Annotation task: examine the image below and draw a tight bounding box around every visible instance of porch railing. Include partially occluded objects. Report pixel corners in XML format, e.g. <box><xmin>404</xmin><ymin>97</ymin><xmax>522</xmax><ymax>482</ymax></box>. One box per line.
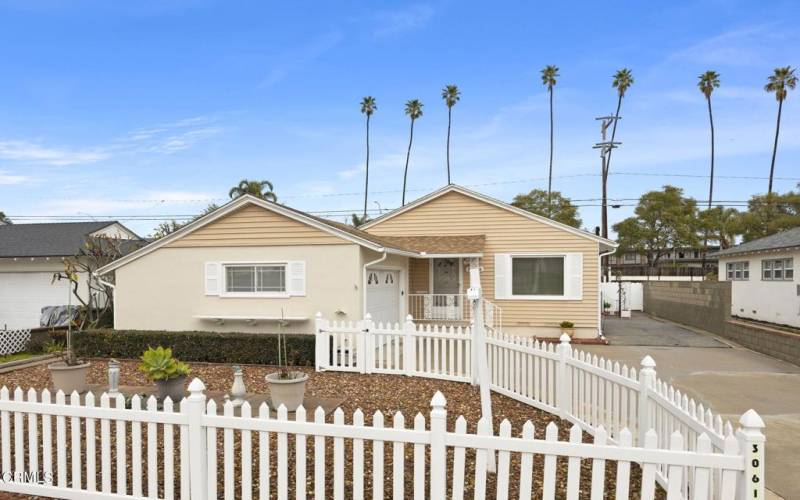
<box><xmin>408</xmin><ymin>294</ymin><xmax>502</xmax><ymax>332</ymax></box>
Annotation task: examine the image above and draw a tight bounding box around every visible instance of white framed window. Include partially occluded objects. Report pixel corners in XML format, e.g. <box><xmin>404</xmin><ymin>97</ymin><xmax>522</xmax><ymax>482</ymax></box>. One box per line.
<box><xmin>726</xmin><ymin>261</ymin><xmax>749</xmax><ymax>281</ymax></box>
<box><xmin>223</xmin><ymin>263</ymin><xmax>287</xmax><ymax>296</ymax></box>
<box><xmin>762</xmin><ymin>258</ymin><xmax>793</xmax><ymax>281</ymax></box>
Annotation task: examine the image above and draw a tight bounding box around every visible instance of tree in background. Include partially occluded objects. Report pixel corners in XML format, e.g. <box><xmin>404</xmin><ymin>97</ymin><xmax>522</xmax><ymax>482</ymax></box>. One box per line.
<box><xmin>228</xmin><ymin>179</ymin><xmax>277</xmax><ymax>201</ymax></box>
<box><xmin>401</xmin><ymin>99</ymin><xmax>424</xmax><ymax>206</ymax></box>
<box><xmin>613</xmin><ymin>185</ymin><xmax>699</xmax><ymax>268</ymax></box>
<box><xmin>150</xmin><ymin>203</ymin><xmax>220</xmax><ymax>239</ymax></box>
<box><xmin>0</xmin><ymin>211</ymin><xmax>10</xmax><ymax>224</ymax></box>
<box><xmin>540</xmin><ymin>65</ymin><xmax>559</xmax><ymax>214</ymax></box>
<box><xmin>350</xmin><ymin>213</ymin><xmax>369</xmax><ymax>227</ymax></box>
<box><xmin>698</xmin><ymin>206</ymin><xmax>740</xmax><ymax>249</ymax></box>
<box><xmin>441</xmin><ymin>84</ymin><xmax>460</xmax><ymax>185</ymax></box>
<box><xmin>360</xmin><ymin>96</ymin><xmax>377</xmax><ymax>220</ymax></box>
<box><xmin>697</xmin><ymin>71</ymin><xmax>720</xmax><ymax>208</ymax></box>
<box><xmin>737</xmin><ymin>188</ymin><xmax>800</xmax><ymax>242</ymax></box>
<box><xmin>511</xmin><ymin>189</ymin><xmax>582</xmax><ymax>228</ymax></box>
<box><xmin>765</xmin><ymin>66</ymin><xmax>797</xmax><ymax>194</ymax></box>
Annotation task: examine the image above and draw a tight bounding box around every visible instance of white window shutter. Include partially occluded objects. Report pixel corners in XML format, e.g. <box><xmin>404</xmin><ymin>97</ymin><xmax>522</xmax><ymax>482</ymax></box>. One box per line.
<box><xmin>288</xmin><ymin>261</ymin><xmax>306</xmax><ymax>296</ymax></box>
<box><xmin>204</xmin><ymin>262</ymin><xmax>220</xmax><ymax>296</ymax></box>
<box><xmin>494</xmin><ymin>254</ymin><xmax>510</xmax><ymax>299</ymax></box>
<box><xmin>565</xmin><ymin>253</ymin><xmax>583</xmax><ymax>300</ymax></box>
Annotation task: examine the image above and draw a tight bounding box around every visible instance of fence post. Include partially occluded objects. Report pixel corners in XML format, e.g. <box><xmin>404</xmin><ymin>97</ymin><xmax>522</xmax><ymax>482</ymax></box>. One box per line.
<box><xmin>185</xmin><ymin>378</ymin><xmax>208</xmax><ymax>500</ymax></box>
<box><xmin>637</xmin><ymin>356</ymin><xmax>656</xmax><ymax>446</ymax></box>
<box><xmin>557</xmin><ymin>334</ymin><xmax>572</xmax><ymax>419</ymax></box>
<box><xmin>314</xmin><ymin>312</ymin><xmax>325</xmax><ymax>371</ymax></box>
<box><xmin>429</xmin><ymin>391</ymin><xmax>447</xmax><ymax>499</ymax></box>
<box><xmin>403</xmin><ymin>315</ymin><xmax>416</xmax><ymax>376</ymax></box>
<box><xmin>736</xmin><ymin>409</ymin><xmax>765</xmax><ymax>500</ymax></box>
<box><xmin>361</xmin><ymin>313</ymin><xmax>373</xmax><ymax>374</ymax></box>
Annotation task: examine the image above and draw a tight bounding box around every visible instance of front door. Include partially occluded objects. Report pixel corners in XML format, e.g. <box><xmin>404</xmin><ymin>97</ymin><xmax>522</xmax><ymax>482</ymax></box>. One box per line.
<box><xmin>366</xmin><ymin>270</ymin><xmax>400</xmax><ymax>326</ymax></box>
<box><xmin>431</xmin><ymin>258</ymin><xmax>462</xmax><ymax>319</ymax></box>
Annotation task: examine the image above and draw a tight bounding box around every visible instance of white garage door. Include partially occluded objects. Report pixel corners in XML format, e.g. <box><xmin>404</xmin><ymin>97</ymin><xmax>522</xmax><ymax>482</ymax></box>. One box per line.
<box><xmin>0</xmin><ymin>273</ymin><xmax>71</xmax><ymax>330</ymax></box>
<box><xmin>366</xmin><ymin>270</ymin><xmax>400</xmax><ymax>327</ymax></box>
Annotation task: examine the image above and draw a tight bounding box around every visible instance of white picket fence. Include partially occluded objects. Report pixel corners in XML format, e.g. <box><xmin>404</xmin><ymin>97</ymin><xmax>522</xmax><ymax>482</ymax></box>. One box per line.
<box><xmin>0</xmin><ymin>379</ymin><xmax>759</xmax><ymax>500</ymax></box>
<box><xmin>316</xmin><ymin>313</ymin><xmax>766</xmax><ymax>499</ymax></box>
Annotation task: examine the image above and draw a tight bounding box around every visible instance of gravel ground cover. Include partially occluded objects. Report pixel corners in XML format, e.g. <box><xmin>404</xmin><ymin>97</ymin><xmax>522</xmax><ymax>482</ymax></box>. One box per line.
<box><xmin>0</xmin><ymin>359</ymin><xmax>660</xmax><ymax>499</ymax></box>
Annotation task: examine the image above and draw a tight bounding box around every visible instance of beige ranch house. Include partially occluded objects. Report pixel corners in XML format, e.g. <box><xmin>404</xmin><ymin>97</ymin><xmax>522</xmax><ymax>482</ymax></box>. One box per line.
<box><xmin>99</xmin><ymin>185</ymin><xmax>617</xmax><ymax>339</ymax></box>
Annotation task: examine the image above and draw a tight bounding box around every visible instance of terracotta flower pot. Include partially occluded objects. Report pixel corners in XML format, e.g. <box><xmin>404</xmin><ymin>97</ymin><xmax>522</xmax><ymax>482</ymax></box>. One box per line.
<box><xmin>155</xmin><ymin>375</ymin><xmax>187</xmax><ymax>402</ymax></box>
<box><xmin>561</xmin><ymin>327</ymin><xmax>576</xmax><ymax>339</ymax></box>
<box><xmin>49</xmin><ymin>361</ymin><xmax>92</xmax><ymax>394</ymax></box>
<box><xmin>266</xmin><ymin>372</ymin><xmax>308</xmax><ymax>411</ymax></box>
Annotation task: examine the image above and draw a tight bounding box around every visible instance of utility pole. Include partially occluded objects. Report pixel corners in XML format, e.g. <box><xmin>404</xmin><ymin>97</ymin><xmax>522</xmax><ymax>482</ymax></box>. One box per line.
<box><xmin>593</xmin><ymin>116</ymin><xmax>621</xmax><ymax>282</ymax></box>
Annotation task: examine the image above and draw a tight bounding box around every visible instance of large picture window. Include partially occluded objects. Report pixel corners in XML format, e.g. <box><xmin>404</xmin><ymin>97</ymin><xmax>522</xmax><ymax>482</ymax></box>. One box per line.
<box><xmin>511</xmin><ymin>256</ymin><xmax>564</xmax><ymax>296</ymax></box>
<box><xmin>224</xmin><ymin>264</ymin><xmax>286</xmax><ymax>294</ymax></box>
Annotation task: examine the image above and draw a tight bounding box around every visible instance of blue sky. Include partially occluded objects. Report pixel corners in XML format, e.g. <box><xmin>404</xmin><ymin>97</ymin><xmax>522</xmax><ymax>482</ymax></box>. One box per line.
<box><xmin>0</xmin><ymin>0</ymin><xmax>798</xmax><ymax>236</ymax></box>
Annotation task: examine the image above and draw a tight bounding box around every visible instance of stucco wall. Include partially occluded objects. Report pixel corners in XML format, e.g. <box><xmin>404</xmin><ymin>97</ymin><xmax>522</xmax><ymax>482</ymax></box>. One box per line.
<box><xmin>719</xmin><ymin>250</ymin><xmax>800</xmax><ymax>328</ymax></box>
<box><xmin>114</xmin><ymin>244</ymin><xmax>363</xmax><ymax>334</ymax></box>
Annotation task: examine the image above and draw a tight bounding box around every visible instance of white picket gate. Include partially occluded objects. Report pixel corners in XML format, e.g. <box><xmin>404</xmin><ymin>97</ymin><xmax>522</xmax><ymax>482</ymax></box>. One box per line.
<box><xmin>316</xmin><ymin>313</ymin><xmax>766</xmax><ymax>499</ymax></box>
<box><xmin>0</xmin><ymin>379</ymin><xmax>758</xmax><ymax>500</ymax></box>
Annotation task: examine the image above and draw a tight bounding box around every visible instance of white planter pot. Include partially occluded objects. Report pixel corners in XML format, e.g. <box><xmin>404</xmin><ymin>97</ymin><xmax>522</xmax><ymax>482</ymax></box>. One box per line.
<box><xmin>48</xmin><ymin>361</ymin><xmax>92</xmax><ymax>394</ymax></box>
<box><xmin>266</xmin><ymin>372</ymin><xmax>308</xmax><ymax>411</ymax></box>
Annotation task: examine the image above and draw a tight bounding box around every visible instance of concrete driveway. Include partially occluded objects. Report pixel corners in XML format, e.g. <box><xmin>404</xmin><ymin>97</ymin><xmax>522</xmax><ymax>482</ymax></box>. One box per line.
<box><xmin>587</xmin><ymin>313</ymin><xmax>800</xmax><ymax>499</ymax></box>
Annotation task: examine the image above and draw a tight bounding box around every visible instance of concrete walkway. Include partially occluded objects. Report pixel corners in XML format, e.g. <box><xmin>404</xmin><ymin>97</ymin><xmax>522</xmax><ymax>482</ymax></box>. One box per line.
<box><xmin>588</xmin><ymin>313</ymin><xmax>800</xmax><ymax>499</ymax></box>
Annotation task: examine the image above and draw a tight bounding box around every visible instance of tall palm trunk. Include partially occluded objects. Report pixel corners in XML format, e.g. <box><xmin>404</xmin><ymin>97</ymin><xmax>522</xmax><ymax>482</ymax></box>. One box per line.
<box><xmin>363</xmin><ymin>114</ymin><xmax>370</xmax><ymax>219</ymax></box>
<box><xmin>768</xmin><ymin>99</ymin><xmax>783</xmax><ymax>194</ymax></box>
<box><xmin>402</xmin><ymin>119</ymin><xmax>416</xmax><ymax>206</ymax></box>
<box><xmin>547</xmin><ymin>87</ymin><xmax>554</xmax><ymax>216</ymax></box>
<box><xmin>446</xmin><ymin>107</ymin><xmax>452</xmax><ymax>184</ymax></box>
<box><xmin>706</xmin><ymin>96</ymin><xmax>715</xmax><ymax>208</ymax></box>
<box><xmin>602</xmin><ymin>94</ymin><xmax>623</xmax><ymax>239</ymax></box>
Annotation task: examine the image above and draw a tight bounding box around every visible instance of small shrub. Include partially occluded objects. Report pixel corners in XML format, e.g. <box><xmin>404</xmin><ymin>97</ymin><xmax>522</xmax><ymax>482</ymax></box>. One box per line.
<box><xmin>139</xmin><ymin>346</ymin><xmax>190</xmax><ymax>381</ymax></box>
<box><xmin>559</xmin><ymin>321</ymin><xmax>575</xmax><ymax>329</ymax></box>
<box><xmin>74</xmin><ymin>329</ymin><xmax>316</xmax><ymax>365</ymax></box>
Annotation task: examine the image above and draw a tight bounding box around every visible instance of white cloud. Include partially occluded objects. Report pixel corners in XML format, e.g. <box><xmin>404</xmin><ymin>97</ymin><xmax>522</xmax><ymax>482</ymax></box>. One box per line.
<box><xmin>0</xmin><ymin>140</ymin><xmax>109</xmax><ymax>165</ymax></box>
<box><xmin>259</xmin><ymin>32</ymin><xmax>343</xmax><ymax>87</ymax></box>
<box><xmin>0</xmin><ymin>171</ymin><xmax>30</xmax><ymax>185</ymax></box>
<box><xmin>668</xmin><ymin>24</ymin><xmax>797</xmax><ymax>67</ymax></box>
<box><xmin>371</xmin><ymin>5</ymin><xmax>434</xmax><ymax>38</ymax></box>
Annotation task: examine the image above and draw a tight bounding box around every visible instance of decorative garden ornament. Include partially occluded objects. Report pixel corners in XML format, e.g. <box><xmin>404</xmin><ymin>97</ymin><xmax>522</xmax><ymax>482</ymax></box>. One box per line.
<box><xmin>107</xmin><ymin>359</ymin><xmax>121</xmax><ymax>396</ymax></box>
<box><xmin>230</xmin><ymin>365</ymin><xmax>247</xmax><ymax>407</ymax></box>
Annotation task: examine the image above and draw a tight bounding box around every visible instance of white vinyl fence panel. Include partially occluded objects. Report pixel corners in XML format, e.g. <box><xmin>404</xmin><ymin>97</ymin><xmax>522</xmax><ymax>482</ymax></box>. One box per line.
<box><xmin>0</xmin><ymin>381</ymin><xmax>756</xmax><ymax>500</ymax></box>
<box><xmin>601</xmin><ymin>281</ymin><xmax>644</xmax><ymax>313</ymax></box>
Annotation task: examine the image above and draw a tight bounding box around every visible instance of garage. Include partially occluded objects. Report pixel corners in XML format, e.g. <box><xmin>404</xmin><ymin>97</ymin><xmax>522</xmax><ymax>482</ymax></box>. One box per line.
<box><xmin>365</xmin><ymin>269</ymin><xmax>401</xmax><ymax>326</ymax></box>
<box><xmin>0</xmin><ymin>271</ymin><xmax>72</xmax><ymax>330</ymax></box>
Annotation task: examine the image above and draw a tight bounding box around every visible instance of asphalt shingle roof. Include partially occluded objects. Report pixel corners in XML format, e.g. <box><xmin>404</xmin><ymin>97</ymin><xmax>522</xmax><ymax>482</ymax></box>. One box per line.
<box><xmin>710</xmin><ymin>226</ymin><xmax>800</xmax><ymax>258</ymax></box>
<box><xmin>0</xmin><ymin>221</ymin><xmax>127</xmax><ymax>258</ymax></box>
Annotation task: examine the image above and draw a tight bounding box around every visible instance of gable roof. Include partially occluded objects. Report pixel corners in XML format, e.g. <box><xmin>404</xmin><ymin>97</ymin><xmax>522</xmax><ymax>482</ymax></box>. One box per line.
<box><xmin>710</xmin><ymin>226</ymin><xmax>800</xmax><ymax>258</ymax></box>
<box><xmin>0</xmin><ymin>221</ymin><xmax>139</xmax><ymax>258</ymax></box>
<box><xmin>361</xmin><ymin>184</ymin><xmax>617</xmax><ymax>249</ymax></box>
<box><xmin>97</xmin><ymin>195</ymin><xmax>419</xmax><ymax>274</ymax></box>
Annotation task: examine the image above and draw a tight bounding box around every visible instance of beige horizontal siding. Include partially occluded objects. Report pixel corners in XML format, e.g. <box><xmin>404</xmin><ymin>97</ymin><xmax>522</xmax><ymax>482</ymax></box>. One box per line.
<box><xmin>167</xmin><ymin>205</ymin><xmax>347</xmax><ymax>248</ymax></box>
<box><xmin>367</xmin><ymin>191</ymin><xmax>599</xmax><ymax>329</ymax></box>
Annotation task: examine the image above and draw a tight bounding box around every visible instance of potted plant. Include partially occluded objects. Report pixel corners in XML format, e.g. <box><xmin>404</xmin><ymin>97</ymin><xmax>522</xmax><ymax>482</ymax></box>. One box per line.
<box><xmin>138</xmin><ymin>346</ymin><xmax>190</xmax><ymax>402</ymax></box>
<box><xmin>265</xmin><ymin>317</ymin><xmax>307</xmax><ymax>411</ymax></box>
<box><xmin>48</xmin><ymin>282</ymin><xmax>91</xmax><ymax>393</ymax></box>
<box><xmin>603</xmin><ymin>301</ymin><xmax>612</xmax><ymax>315</ymax></box>
<box><xmin>559</xmin><ymin>321</ymin><xmax>576</xmax><ymax>338</ymax></box>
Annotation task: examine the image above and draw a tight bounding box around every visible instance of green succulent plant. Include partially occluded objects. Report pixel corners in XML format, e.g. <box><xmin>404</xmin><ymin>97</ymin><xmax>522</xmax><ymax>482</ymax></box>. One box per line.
<box><xmin>138</xmin><ymin>346</ymin><xmax>190</xmax><ymax>382</ymax></box>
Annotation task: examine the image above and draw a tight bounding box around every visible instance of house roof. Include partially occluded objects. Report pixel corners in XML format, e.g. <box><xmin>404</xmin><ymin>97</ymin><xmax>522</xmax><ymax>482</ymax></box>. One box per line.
<box><xmin>0</xmin><ymin>221</ymin><xmax>136</xmax><ymax>258</ymax></box>
<box><xmin>97</xmin><ymin>195</ymin><xmax>421</xmax><ymax>275</ymax></box>
<box><xmin>710</xmin><ymin>226</ymin><xmax>800</xmax><ymax>258</ymax></box>
<box><xmin>360</xmin><ymin>184</ymin><xmax>618</xmax><ymax>251</ymax></box>
<box><xmin>378</xmin><ymin>235</ymin><xmax>485</xmax><ymax>256</ymax></box>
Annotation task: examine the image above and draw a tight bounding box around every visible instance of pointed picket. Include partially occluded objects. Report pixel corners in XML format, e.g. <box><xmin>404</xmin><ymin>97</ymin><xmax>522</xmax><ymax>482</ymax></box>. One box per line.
<box><xmin>614</xmin><ymin>428</ymin><xmax>632</xmax><ymax>500</ymax></box>
<box><xmin>292</xmin><ymin>405</ymin><xmax>304</xmax><ymax>500</ymax></box>
<box><xmin>352</xmin><ymin>408</ymin><xmax>363</xmax><ymax>500</ymax></box>
<box><xmin>163</xmin><ymin>397</ymin><xmax>175</xmax><ymax>500</ymax></box>
<box><xmin>259</xmin><ymin>403</ymin><xmax>271</xmax><ymax>500</ymax></box>
<box><xmin>451</xmin><ymin>416</ymin><xmax>467</xmax><ymax>500</ymax></box>
<box><xmin>392</xmin><ymin>412</ymin><xmax>405</xmax><ymax>499</ymax></box>
<box><xmin>566</xmin><ymin>424</ymin><xmax>582</xmax><ymax>500</ymax></box>
<box><xmin>542</xmin><ymin>422</ymin><xmax>558</xmax><ymax>499</ymax></box>
<box><xmin>206</xmin><ymin>399</ymin><xmax>218</xmax><ymax>500</ymax></box>
<box><xmin>84</xmin><ymin>391</ymin><xmax>96</xmax><ymax>492</ymax></box>
<box><xmin>372</xmin><ymin>411</ymin><xmax>385</xmax><ymax>500</ymax></box>
<box><xmin>665</xmin><ymin>431</ymin><xmax>684</xmax><ymax>499</ymax></box>
<box><xmin>147</xmin><ymin>395</ymin><xmax>158</xmax><ymax>498</ymax></box>
<box><xmin>278</xmin><ymin>404</ymin><xmax>289</xmax><ymax>500</ymax></box>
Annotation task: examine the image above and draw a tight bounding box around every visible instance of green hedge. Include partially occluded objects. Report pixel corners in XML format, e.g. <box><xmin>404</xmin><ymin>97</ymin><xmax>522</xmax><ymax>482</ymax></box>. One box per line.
<box><xmin>71</xmin><ymin>329</ymin><xmax>316</xmax><ymax>366</ymax></box>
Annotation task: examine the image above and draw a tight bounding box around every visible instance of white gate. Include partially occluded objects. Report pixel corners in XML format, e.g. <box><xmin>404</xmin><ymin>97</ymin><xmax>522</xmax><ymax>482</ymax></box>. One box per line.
<box><xmin>602</xmin><ymin>282</ymin><xmax>643</xmax><ymax>312</ymax></box>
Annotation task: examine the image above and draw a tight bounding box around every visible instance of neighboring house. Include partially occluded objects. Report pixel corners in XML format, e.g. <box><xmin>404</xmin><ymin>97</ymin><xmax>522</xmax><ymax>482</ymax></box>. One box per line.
<box><xmin>712</xmin><ymin>227</ymin><xmax>800</xmax><ymax>328</ymax></box>
<box><xmin>0</xmin><ymin>221</ymin><xmax>141</xmax><ymax>330</ymax></box>
<box><xmin>609</xmin><ymin>247</ymin><xmax>718</xmax><ymax>280</ymax></box>
<box><xmin>98</xmin><ymin>185</ymin><xmax>617</xmax><ymax>339</ymax></box>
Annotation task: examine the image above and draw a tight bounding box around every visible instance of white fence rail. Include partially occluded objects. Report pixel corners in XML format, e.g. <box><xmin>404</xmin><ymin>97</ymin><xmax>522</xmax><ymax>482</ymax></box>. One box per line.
<box><xmin>0</xmin><ymin>379</ymin><xmax>758</xmax><ymax>500</ymax></box>
<box><xmin>407</xmin><ymin>294</ymin><xmax>503</xmax><ymax>331</ymax></box>
<box><xmin>316</xmin><ymin>312</ymin><xmax>766</xmax><ymax>499</ymax></box>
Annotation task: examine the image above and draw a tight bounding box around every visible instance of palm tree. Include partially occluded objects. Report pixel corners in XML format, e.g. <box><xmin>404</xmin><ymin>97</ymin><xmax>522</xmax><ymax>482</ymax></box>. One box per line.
<box><xmin>441</xmin><ymin>84</ymin><xmax>460</xmax><ymax>184</ymax></box>
<box><xmin>765</xmin><ymin>66</ymin><xmax>797</xmax><ymax>194</ymax></box>
<box><xmin>540</xmin><ymin>65</ymin><xmax>559</xmax><ymax>215</ymax></box>
<box><xmin>0</xmin><ymin>211</ymin><xmax>9</xmax><ymax>224</ymax></box>
<box><xmin>602</xmin><ymin>68</ymin><xmax>634</xmax><ymax>240</ymax></box>
<box><xmin>698</xmin><ymin>71</ymin><xmax>720</xmax><ymax>208</ymax></box>
<box><xmin>360</xmin><ymin>96</ymin><xmax>377</xmax><ymax>219</ymax></box>
<box><xmin>228</xmin><ymin>179</ymin><xmax>277</xmax><ymax>201</ymax></box>
<box><xmin>401</xmin><ymin>99</ymin><xmax>423</xmax><ymax>206</ymax></box>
